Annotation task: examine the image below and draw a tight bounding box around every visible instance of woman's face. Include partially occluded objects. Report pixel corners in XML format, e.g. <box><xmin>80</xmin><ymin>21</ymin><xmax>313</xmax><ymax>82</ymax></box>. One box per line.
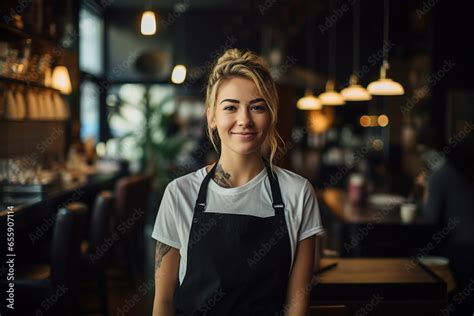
<box><xmin>208</xmin><ymin>76</ymin><xmax>271</xmax><ymax>157</ymax></box>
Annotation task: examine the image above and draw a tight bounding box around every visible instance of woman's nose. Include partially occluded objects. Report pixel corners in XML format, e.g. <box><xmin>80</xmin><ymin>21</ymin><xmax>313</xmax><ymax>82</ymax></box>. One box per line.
<box><xmin>237</xmin><ymin>108</ymin><xmax>253</xmax><ymax>126</ymax></box>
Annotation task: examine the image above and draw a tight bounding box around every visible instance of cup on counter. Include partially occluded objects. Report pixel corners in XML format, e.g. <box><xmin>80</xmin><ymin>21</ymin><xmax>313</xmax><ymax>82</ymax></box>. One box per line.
<box><xmin>348</xmin><ymin>173</ymin><xmax>367</xmax><ymax>206</ymax></box>
<box><xmin>400</xmin><ymin>203</ymin><xmax>417</xmax><ymax>223</ymax></box>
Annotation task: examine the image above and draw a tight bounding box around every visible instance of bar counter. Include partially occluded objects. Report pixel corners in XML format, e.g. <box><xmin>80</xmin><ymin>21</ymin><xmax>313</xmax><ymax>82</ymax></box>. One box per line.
<box><xmin>0</xmin><ymin>170</ymin><xmax>125</xmax><ymax>260</ymax></box>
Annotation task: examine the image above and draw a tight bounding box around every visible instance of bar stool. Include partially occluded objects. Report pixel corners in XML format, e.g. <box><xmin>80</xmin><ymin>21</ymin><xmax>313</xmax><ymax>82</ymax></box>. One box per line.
<box><xmin>113</xmin><ymin>175</ymin><xmax>151</xmax><ymax>286</ymax></box>
<box><xmin>7</xmin><ymin>203</ymin><xmax>86</xmax><ymax>315</ymax></box>
<box><xmin>80</xmin><ymin>190</ymin><xmax>114</xmax><ymax>316</ymax></box>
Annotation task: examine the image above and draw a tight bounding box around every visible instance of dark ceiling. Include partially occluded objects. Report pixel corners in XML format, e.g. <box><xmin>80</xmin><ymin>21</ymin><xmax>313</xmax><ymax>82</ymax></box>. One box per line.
<box><xmin>106</xmin><ymin>0</ymin><xmax>237</xmax><ymax>10</ymax></box>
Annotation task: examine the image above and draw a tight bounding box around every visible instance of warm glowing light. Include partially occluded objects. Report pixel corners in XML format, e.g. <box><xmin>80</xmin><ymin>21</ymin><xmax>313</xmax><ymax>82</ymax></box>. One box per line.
<box><xmin>367</xmin><ymin>63</ymin><xmax>404</xmax><ymax>96</ymax></box>
<box><xmin>377</xmin><ymin>114</ymin><xmax>389</xmax><ymax>127</ymax></box>
<box><xmin>367</xmin><ymin>78</ymin><xmax>404</xmax><ymax>95</ymax></box>
<box><xmin>52</xmin><ymin>66</ymin><xmax>72</xmax><ymax>95</ymax></box>
<box><xmin>308</xmin><ymin>110</ymin><xmax>330</xmax><ymax>134</ymax></box>
<box><xmin>297</xmin><ymin>90</ymin><xmax>322</xmax><ymax>110</ymax></box>
<box><xmin>171</xmin><ymin>65</ymin><xmax>187</xmax><ymax>84</ymax></box>
<box><xmin>360</xmin><ymin>114</ymin><xmax>390</xmax><ymax>127</ymax></box>
<box><xmin>341</xmin><ymin>84</ymin><xmax>372</xmax><ymax>101</ymax></box>
<box><xmin>141</xmin><ymin>11</ymin><xmax>157</xmax><ymax>35</ymax></box>
<box><xmin>360</xmin><ymin>115</ymin><xmax>370</xmax><ymax>127</ymax></box>
<box><xmin>319</xmin><ymin>80</ymin><xmax>345</xmax><ymax>106</ymax></box>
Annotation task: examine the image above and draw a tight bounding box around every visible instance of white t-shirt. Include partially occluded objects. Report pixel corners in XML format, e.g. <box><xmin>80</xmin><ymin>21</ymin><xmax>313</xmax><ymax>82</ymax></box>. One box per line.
<box><xmin>151</xmin><ymin>165</ymin><xmax>324</xmax><ymax>284</ymax></box>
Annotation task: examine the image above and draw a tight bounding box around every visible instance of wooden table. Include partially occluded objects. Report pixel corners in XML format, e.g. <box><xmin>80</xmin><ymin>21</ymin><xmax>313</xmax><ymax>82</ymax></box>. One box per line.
<box><xmin>311</xmin><ymin>258</ymin><xmax>454</xmax><ymax>316</ymax></box>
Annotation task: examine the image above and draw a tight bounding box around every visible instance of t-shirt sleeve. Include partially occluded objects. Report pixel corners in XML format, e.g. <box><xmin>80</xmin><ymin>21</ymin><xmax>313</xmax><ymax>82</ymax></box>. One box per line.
<box><xmin>298</xmin><ymin>180</ymin><xmax>325</xmax><ymax>241</ymax></box>
<box><xmin>151</xmin><ymin>181</ymin><xmax>181</xmax><ymax>249</ymax></box>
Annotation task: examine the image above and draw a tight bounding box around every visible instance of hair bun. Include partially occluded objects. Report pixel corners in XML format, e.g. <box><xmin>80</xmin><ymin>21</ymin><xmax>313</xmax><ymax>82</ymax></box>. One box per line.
<box><xmin>216</xmin><ymin>48</ymin><xmax>243</xmax><ymax>64</ymax></box>
<box><xmin>209</xmin><ymin>48</ymin><xmax>269</xmax><ymax>86</ymax></box>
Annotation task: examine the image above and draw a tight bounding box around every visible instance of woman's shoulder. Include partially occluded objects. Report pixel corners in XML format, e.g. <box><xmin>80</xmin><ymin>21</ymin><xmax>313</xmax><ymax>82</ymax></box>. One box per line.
<box><xmin>168</xmin><ymin>166</ymin><xmax>208</xmax><ymax>188</ymax></box>
<box><xmin>273</xmin><ymin>166</ymin><xmax>310</xmax><ymax>189</ymax></box>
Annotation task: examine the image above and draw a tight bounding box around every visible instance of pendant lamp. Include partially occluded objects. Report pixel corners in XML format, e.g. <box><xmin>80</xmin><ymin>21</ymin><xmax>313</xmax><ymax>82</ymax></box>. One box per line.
<box><xmin>341</xmin><ymin>1</ymin><xmax>371</xmax><ymax>101</ymax></box>
<box><xmin>297</xmin><ymin>89</ymin><xmax>322</xmax><ymax>110</ymax></box>
<box><xmin>367</xmin><ymin>0</ymin><xmax>404</xmax><ymax>95</ymax></box>
<box><xmin>320</xmin><ymin>80</ymin><xmax>345</xmax><ymax>105</ymax></box>
<box><xmin>171</xmin><ymin>14</ymin><xmax>188</xmax><ymax>84</ymax></box>
<box><xmin>297</xmin><ymin>9</ymin><xmax>321</xmax><ymax>110</ymax></box>
<box><xmin>141</xmin><ymin>0</ymin><xmax>156</xmax><ymax>35</ymax></box>
<box><xmin>319</xmin><ymin>1</ymin><xmax>345</xmax><ymax>106</ymax></box>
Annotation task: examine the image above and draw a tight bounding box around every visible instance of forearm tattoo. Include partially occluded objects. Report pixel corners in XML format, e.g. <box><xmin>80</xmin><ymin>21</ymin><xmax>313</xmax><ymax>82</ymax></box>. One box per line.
<box><xmin>213</xmin><ymin>164</ymin><xmax>232</xmax><ymax>188</ymax></box>
<box><xmin>155</xmin><ymin>241</ymin><xmax>172</xmax><ymax>270</ymax></box>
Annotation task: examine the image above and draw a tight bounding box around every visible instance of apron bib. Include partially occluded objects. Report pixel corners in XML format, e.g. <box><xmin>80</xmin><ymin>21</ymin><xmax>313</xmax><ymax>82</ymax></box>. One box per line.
<box><xmin>173</xmin><ymin>159</ymin><xmax>292</xmax><ymax>315</ymax></box>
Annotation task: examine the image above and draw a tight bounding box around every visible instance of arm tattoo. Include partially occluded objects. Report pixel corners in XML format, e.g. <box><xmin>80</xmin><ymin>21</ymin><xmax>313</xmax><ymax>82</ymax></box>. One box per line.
<box><xmin>155</xmin><ymin>241</ymin><xmax>172</xmax><ymax>270</ymax></box>
<box><xmin>213</xmin><ymin>163</ymin><xmax>232</xmax><ymax>188</ymax></box>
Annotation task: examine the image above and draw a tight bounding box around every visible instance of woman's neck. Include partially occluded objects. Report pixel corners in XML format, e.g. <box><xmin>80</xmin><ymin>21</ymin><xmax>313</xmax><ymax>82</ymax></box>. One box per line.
<box><xmin>208</xmin><ymin>152</ymin><xmax>265</xmax><ymax>188</ymax></box>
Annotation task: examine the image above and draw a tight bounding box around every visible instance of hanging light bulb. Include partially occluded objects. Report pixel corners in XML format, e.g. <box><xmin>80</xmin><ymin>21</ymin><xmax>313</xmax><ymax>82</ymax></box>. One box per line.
<box><xmin>367</xmin><ymin>0</ymin><xmax>404</xmax><ymax>96</ymax></box>
<box><xmin>141</xmin><ymin>11</ymin><xmax>156</xmax><ymax>35</ymax></box>
<box><xmin>341</xmin><ymin>1</ymin><xmax>372</xmax><ymax>101</ymax></box>
<box><xmin>320</xmin><ymin>3</ymin><xmax>345</xmax><ymax>107</ymax></box>
<box><xmin>319</xmin><ymin>80</ymin><xmax>345</xmax><ymax>106</ymax></box>
<box><xmin>171</xmin><ymin>65</ymin><xmax>187</xmax><ymax>84</ymax></box>
<box><xmin>52</xmin><ymin>66</ymin><xmax>72</xmax><ymax>95</ymax></box>
<box><xmin>367</xmin><ymin>61</ymin><xmax>404</xmax><ymax>95</ymax></box>
<box><xmin>341</xmin><ymin>74</ymin><xmax>372</xmax><ymax>101</ymax></box>
<box><xmin>297</xmin><ymin>89</ymin><xmax>322</xmax><ymax>110</ymax></box>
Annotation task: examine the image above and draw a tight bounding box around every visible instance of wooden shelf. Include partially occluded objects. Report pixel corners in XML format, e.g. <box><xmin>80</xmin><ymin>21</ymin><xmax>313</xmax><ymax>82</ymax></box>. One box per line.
<box><xmin>0</xmin><ymin>76</ymin><xmax>60</xmax><ymax>92</ymax></box>
<box><xmin>0</xmin><ymin>22</ymin><xmax>58</xmax><ymax>48</ymax></box>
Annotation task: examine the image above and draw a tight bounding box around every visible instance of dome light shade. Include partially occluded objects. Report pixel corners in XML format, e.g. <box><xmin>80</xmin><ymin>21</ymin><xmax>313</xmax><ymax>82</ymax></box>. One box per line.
<box><xmin>319</xmin><ymin>80</ymin><xmax>345</xmax><ymax>106</ymax></box>
<box><xmin>171</xmin><ymin>65</ymin><xmax>187</xmax><ymax>84</ymax></box>
<box><xmin>367</xmin><ymin>77</ymin><xmax>404</xmax><ymax>95</ymax></box>
<box><xmin>341</xmin><ymin>84</ymin><xmax>372</xmax><ymax>101</ymax></box>
<box><xmin>341</xmin><ymin>74</ymin><xmax>372</xmax><ymax>101</ymax></box>
<box><xmin>141</xmin><ymin>11</ymin><xmax>157</xmax><ymax>35</ymax></box>
<box><xmin>297</xmin><ymin>90</ymin><xmax>322</xmax><ymax>110</ymax></box>
<box><xmin>367</xmin><ymin>0</ymin><xmax>405</xmax><ymax>97</ymax></box>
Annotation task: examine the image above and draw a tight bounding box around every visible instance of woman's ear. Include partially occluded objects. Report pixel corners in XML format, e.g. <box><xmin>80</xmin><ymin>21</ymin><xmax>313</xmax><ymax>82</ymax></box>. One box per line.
<box><xmin>206</xmin><ymin>107</ymin><xmax>216</xmax><ymax>129</ymax></box>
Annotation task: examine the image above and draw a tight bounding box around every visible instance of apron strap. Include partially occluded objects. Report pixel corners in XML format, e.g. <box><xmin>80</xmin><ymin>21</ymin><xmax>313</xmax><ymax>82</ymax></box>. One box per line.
<box><xmin>194</xmin><ymin>162</ymin><xmax>217</xmax><ymax>213</ymax></box>
<box><xmin>194</xmin><ymin>158</ymin><xmax>285</xmax><ymax>214</ymax></box>
<box><xmin>264</xmin><ymin>159</ymin><xmax>285</xmax><ymax>214</ymax></box>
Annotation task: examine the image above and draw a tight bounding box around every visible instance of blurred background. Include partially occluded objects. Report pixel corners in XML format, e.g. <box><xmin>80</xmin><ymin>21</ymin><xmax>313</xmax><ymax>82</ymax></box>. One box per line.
<box><xmin>1</xmin><ymin>0</ymin><xmax>473</xmax><ymax>315</ymax></box>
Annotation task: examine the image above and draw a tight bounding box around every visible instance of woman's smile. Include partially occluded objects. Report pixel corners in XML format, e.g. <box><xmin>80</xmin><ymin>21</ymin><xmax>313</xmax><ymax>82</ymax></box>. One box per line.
<box><xmin>231</xmin><ymin>131</ymin><xmax>258</xmax><ymax>141</ymax></box>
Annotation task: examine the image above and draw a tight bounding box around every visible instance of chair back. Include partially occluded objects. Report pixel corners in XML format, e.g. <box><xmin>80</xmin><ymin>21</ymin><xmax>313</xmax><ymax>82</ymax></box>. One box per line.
<box><xmin>114</xmin><ymin>175</ymin><xmax>151</xmax><ymax>237</ymax></box>
<box><xmin>50</xmin><ymin>203</ymin><xmax>87</xmax><ymax>291</ymax></box>
<box><xmin>88</xmin><ymin>190</ymin><xmax>115</xmax><ymax>265</ymax></box>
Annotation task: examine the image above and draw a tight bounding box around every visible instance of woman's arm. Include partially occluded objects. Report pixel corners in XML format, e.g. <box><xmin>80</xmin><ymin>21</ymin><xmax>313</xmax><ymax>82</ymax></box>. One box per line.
<box><xmin>152</xmin><ymin>241</ymin><xmax>180</xmax><ymax>316</ymax></box>
<box><xmin>283</xmin><ymin>235</ymin><xmax>316</xmax><ymax>316</ymax></box>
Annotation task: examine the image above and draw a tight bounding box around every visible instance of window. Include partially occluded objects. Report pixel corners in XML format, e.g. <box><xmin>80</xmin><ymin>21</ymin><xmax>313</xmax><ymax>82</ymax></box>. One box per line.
<box><xmin>80</xmin><ymin>80</ymin><xmax>100</xmax><ymax>142</ymax></box>
<box><xmin>79</xmin><ymin>7</ymin><xmax>104</xmax><ymax>76</ymax></box>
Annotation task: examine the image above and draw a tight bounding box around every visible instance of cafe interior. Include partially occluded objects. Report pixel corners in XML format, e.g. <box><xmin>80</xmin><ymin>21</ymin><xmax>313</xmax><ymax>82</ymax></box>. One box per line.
<box><xmin>1</xmin><ymin>0</ymin><xmax>473</xmax><ymax>315</ymax></box>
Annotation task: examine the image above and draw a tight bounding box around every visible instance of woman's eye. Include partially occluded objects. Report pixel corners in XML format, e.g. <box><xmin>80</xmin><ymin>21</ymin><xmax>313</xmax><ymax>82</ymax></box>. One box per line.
<box><xmin>223</xmin><ymin>105</ymin><xmax>237</xmax><ymax>111</ymax></box>
<box><xmin>251</xmin><ymin>104</ymin><xmax>266</xmax><ymax>111</ymax></box>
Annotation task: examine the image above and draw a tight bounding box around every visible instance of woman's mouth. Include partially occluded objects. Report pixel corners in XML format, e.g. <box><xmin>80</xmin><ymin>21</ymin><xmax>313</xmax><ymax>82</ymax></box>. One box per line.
<box><xmin>231</xmin><ymin>132</ymin><xmax>257</xmax><ymax>140</ymax></box>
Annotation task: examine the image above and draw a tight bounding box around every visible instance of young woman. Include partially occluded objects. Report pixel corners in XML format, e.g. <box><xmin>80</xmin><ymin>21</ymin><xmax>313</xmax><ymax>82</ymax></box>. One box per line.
<box><xmin>152</xmin><ymin>49</ymin><xmax>324</xmax><ymax>315</ymax></box>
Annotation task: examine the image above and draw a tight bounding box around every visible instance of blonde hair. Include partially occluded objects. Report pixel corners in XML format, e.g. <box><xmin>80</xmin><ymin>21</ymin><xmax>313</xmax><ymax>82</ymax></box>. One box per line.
<box><xmin>205</xmin><ymin>48</ymin><xmax>285</xmax><ymax>170</ymax></box>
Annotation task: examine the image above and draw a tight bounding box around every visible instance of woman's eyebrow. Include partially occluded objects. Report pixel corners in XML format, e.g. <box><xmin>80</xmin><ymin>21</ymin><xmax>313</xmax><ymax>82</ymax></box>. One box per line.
<box><xmin>220</xmin><ymin>98</ymin><xmax>239</xmax><ymax>104</ymax></box>
<box><xmin>219</xmin><ymin>98</ymin><xmax>265</xmax><ymax>104</ymax></box>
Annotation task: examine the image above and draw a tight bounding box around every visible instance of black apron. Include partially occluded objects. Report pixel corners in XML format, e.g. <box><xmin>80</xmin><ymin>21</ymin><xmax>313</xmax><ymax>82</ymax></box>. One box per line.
<box><xmin>173</xmin><ymin>159</ymin><xmax>292</xmax><ymax>315</ymax></box>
